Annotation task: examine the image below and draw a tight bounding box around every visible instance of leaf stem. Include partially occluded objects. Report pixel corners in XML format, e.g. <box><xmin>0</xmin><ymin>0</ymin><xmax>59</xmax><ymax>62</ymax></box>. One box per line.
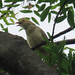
<box><xmin>0</xmin><ymin>2</ymin><xmax>16</xmax><ymax>18</ymax></box>
<box><xmin>51</xmin><ymin>0</ymin><xmax>69</xmax><ymax>42</ymax></box>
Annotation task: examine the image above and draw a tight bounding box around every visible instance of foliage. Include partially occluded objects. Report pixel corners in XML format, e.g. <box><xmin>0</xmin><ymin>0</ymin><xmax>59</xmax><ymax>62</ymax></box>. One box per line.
<box><xmin>40</xmin><ymin>33</ymin><xmax>75</xmax><ymax>75</ymax></box>
<box><xmin>0</xmin><ymin>0</ymin><xmax>75</xmax><ymax>75</ymax></box>
<box><xmin>35</xmin><ymin>33</ymin><xmax>75</xmax><ymax>75</ymax></box>
<box><xmin>0</xmin><ymin>0</ymin><xmax>75</xmax><ymax>27</ymax></box>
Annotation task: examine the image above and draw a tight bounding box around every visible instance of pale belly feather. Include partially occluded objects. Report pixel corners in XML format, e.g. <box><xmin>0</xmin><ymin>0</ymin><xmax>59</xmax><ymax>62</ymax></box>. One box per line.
<box><xmin>26</xmin><ymin>28</ymin><xmax>44</xmax><ymax>48</ymax></box>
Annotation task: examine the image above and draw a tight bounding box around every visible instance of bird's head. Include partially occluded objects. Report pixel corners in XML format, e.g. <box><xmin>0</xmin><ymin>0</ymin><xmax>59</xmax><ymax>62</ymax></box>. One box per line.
<box><xmin>16</xmin><ymin>18</ymin><xmax>35</xmax><ymax>29</ymax></box>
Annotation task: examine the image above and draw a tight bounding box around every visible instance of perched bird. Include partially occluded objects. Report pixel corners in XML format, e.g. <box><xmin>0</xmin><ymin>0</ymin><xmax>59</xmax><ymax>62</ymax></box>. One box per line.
<box><xmin>16</xmin><ymin>18</ymin><xmax>47</xmax><ymax>54</ymax></box>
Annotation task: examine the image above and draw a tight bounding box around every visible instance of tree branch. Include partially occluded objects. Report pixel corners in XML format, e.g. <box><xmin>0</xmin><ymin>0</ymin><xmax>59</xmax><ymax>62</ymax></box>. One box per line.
<box><xmin>0</xmin><ymin>31</ymin><xmax>57</xmax><ymax>75</ymax></box>
<box><xmin>0</xmin><ymin>2</ymin><xmax>16</xmax><ymax>18</ymax></box>
<box><xmin>53</xmin><ymin>25</ymin><xmax>75</xmax><ymax>39</ymax></box>
<box><xmin>51</xmin><ymin>0</ymin><xmax>69</xmax><ymax>41</ymax></box>
<box><xmin>55</xmin><ymin>39</ymin><xmax>75</xmax><ymax>45</ymax></box>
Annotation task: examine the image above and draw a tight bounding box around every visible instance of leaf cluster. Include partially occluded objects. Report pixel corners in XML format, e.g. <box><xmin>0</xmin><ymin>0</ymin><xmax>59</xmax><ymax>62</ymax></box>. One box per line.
<box><xmin>39</xmin><ymin>33</ymin><xmax>75</xmax><ymax>75</ymax></box>
<box><xmin>0</xmin><ymin>1</ymin><xmax>18</xmax><ymax>32</ymax></box>
<box><xmin>0</xmin><ymin>10</ymin><xmax>16</xmax><ymax>32</ymax></box>
<box><xmin>20</xmin><ymin>0</ymin><xmax>75</xmax><ymax>28</ymax></box>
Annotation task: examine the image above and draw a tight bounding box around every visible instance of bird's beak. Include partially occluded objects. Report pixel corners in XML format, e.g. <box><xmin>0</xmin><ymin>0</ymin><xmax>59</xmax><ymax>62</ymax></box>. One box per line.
<box><xmin>16</xmin><ymin>22</ymin><xmax>20</xmax><ymax>24</ymax></box>
<box><xmin>16</xmin><ymin>22</ymin><xmax>20</xmax><ymax>26</ymax></box>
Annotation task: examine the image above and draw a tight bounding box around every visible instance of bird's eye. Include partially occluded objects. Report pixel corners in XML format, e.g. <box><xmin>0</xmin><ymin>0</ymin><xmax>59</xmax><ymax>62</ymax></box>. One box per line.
<box><xmin>19</xmin><ymin>22</ymin><xmax>22</xmax><ymax>24</ymax></box>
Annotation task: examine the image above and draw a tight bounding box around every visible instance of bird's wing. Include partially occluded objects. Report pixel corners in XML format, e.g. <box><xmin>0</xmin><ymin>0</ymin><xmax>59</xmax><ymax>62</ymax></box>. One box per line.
<box><xmin>38</xmin><ymin>27</ymin><xmax>48</xmax><ymax>38</ymax></box>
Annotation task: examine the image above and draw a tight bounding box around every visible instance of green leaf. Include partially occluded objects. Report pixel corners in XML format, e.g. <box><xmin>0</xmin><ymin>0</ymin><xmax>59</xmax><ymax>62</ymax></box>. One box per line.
<box><xmin>43</xmin><ymin>36</ymin><xmax>50</xmax><ymax>45</ymax></box>
<box><xmin>3</xmin><ymin>28</ymin><xmax>8</xmax><ymax>32</ymax></box>
<box><xmin>4</xmin><ymin>4</ymin><xmax>20</xmax><ymax>7</ymax></box>
<box><xmin>38</xmin><ymin>4</ymin><xmax>46</xmax><ymax>11</ymax></box>
<box><xmin>19</xmin><ymin>28</ymin><xmax>23</xmax><ymax>32</ymax></box>
<box><xmin>0</xmin><ymin>0</ymin><xmax>2</xmax><ymax>8</ymax></box>
<box><xmin>9</xmin><ymin>11</ymin><xmax>17</xmax><ymax>19</ymax></box>
<box><xmin>62</xmin><ymin>73</ymin><xmax>69</xmax><ymax>75</ymax></box>
<box><xmin>0</xmin><ymin>23</ymin><xmax>4</xmax><ymax>28</ymax></box>
<box><xmin>51</xmin><ymin>3</ymin><xmax>60</xmax><ymax>9</ymax></box>
<box><xmin>67</xmin><ymin>8</ymin><xmax>74</xmax><ymax>28</ymax></box>
<box><xmin>5</xmin><ymin>0</ymin><xmax>23</xmax><ymax>2</ymax></box>
<box><xmin>36</xmin><ymin>4</ymin><xmax>40</xmax><ymax>9</ymax></box>
<box><xmin>9</xmin><ymin>11</ymin><xmax>14</xmax><ymax>14</ymax></box>
<box><xmin>47</xmin><ymin>32</ymin><xmax>51</xmax><ymax>40</ymax></box>
<box><xmin>61</xmin><ymin>59</ymin><xmax>69</xmax><ymax>73</ymax></box>
<box><xmin>60</xmin><ymin>0</ymin><xmax>65</xmax><ymax>6</ymax></box>
<box><xmin>13</xmin><ymin>4</ymin><xmax>20</xmax><ymax>7</ymax></box>
<box><xmin>0</xmin><ymin>10</ymin><xmax>9</xmax><ymax>14</ymax></box>
<box><xmin>41</xmin><ymin>45</ymin><xmax>50</xmax><ymax>53</ymax></box>
<box><xmin>61</xmin><ymin>7</ymin><xmax>67</xmax><ymax>16</ymax></box>
<box><xmin>51</xmin><ymin>11</ymin><xmax>58</xmax><ymax>14</ymax></box>
<box><xmin>57</xmin><ymin>41</ymin><xmax>65</xmax><ymax>53</ymax></box>
<box><xmin>40</xmin><ymin>0</ymin><xmax>58</xmax><ymax>4</ymax></box>
<box><xmin>64</xmin><ymin>47</ymin><xmax>75</xmax><ymax>51</ymax></box>
<box><xmin>23</xmin><ymin>6</ymin><xmax>29</xmax><ymax>8</ymax></box>
<box><xmin>27</xmin><ymin>0</ymin><xmax>35</xmax><ymax>1</ymax></box>
<box><xmin>68</xmin><ymin>50</ymin><xmax>72</xmax><ymax>63</ymax></box>
<box><xmin>68</xmin><ymin>50</ymin><xmax>72</xmax><ymax>73</ymax></box>
<box><xmin>20</xmin><ymin>10</ymin><xmax>32</xmax><ymax>13</ymax></box>
<box><xmin>25</xmin><ymin>17</ymin><xmax>30</xmax><ymax>20</ymax></box>
<box><xmin>34</xmin><ymin>10</ymin><xmax>40</xmax><ymax>17</ymax></box>
<box><xmin>46</xmin><ymin>0</ymin><xmax>58</xmax><ymax>5</ymax></box>
<box><xmin>72</xmin><ymin>53</ymin><xmax>75</xmax><ymax>74</ymax></box>
<box><xmin>57</xmin><ymin>15</ymin><xmax>66</xmax><ymax>23</ymax></box>
<box><xmin>41</xmin><ymin>6</ymin><xmax>51</xmax><ymax>21</ymax></box>
<box><xmin>31</xmin><ymin>17</ymin><xmax>39</xmax><ymax>25</ymax></box>
<box><xmin>3</xmin><ymin>17</ymin><xmax>9</xmax><ymax>25</ymax></box>
<box><xmin>37</xmin><ymin>0</ymin><xmax>44</xmax><ymax>3</ymax></box>
<box><xmin>67</xmin><ymin>0</ymin><xmax>75</xmax><ymax>4</ymax></box>
<box><xmin>3</xmin><ymin>17</ymin><xmax>13</xmax><ymax>25</ymax></box>
<box><xmin>10</xmin><ymin>18</ymin><xmax>14</xmax><ymax>23</ymax></box>
<box><xmin>48</xmin><ymin>12</ymin><xmax>51</xmax><ymax>23</ymax></box>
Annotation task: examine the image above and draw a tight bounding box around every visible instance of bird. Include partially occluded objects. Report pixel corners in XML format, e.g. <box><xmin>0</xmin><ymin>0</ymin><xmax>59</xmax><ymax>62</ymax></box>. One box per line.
<box><xmin>16</xmin><ymin>18</ymin><xmax>48</xmax><ymax>54</ymax></box>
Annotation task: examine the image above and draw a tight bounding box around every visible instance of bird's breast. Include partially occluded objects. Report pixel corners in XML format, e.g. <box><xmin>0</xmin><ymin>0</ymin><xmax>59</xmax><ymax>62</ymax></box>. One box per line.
<box><xmin>26</xmin><ymin>27</ymin><xmax>45</xmax><ymax>48</ymax></box>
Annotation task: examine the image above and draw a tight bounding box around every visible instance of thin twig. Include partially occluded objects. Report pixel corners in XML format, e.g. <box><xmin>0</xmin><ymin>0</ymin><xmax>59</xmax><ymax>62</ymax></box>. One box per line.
<box><xmin>51</xmin><ymin>0</ymin><xmax>69</xmax><ymax>41</ymax></box>
<box><xmin>55</xmin><ymin>39</ymin><xmax>75</xmax><ymax>45</ymax></box>
<box><xmin>53</xmin><ymin>25</ymin><xmax>75</xmax><ymax>39</ymax></box>
<box><xmin>0</xmin><ymin>2</ymin><xmax>16</xmax><ymax>18</ymax></box>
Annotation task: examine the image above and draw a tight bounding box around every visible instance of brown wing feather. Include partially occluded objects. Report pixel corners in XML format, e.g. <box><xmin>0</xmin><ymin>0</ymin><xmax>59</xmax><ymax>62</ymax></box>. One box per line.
<box><xmin>39</xmin><ymin>27</ymin><xmax>48</xmax><ymax>38</ymax></box>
